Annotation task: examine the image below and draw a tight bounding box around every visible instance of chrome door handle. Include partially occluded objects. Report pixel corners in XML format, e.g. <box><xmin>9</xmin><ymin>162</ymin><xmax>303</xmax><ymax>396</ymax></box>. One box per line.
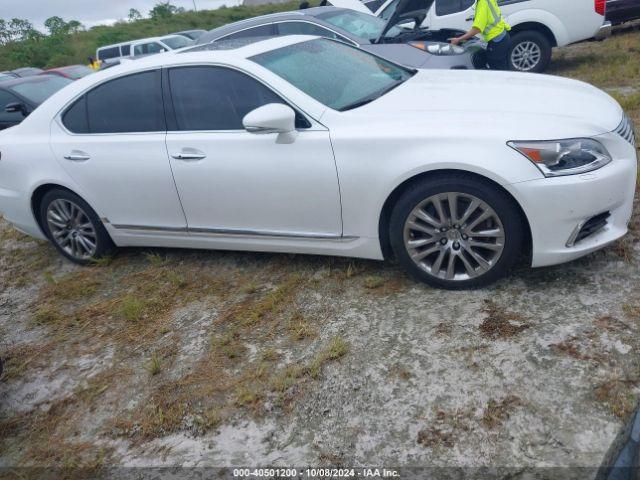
<box><xmin>171</xmin><ymin>149</ymin><xmax>206</xmax><ymax>161</ymax></box>
<box><xmin>63</xmin><ymin>151</ymin><xmax>90</xmax><ymax>162</ymax></box>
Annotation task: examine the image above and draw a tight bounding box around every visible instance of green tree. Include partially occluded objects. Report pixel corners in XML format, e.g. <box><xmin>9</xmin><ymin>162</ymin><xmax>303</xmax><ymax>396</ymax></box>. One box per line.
<box><xmin>128</xmin><ymin>8</ymin><xmax>143</xmax><ymax>22</ymax></box>
<box><xmin>149</xmin><ymin>2</ymin><xmax>185</xmax><ymax>20</ymax></box>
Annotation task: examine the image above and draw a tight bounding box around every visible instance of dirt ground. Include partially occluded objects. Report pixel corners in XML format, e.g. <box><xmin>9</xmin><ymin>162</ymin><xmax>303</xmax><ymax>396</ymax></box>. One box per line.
<box><xmin>1</xmin><ymin>23</ymin><xmax>640</xmax><ymax>478</ymax></box>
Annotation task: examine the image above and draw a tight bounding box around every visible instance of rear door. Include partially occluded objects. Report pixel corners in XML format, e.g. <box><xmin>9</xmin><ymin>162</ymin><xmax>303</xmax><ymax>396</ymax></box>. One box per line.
<box><xmin>50</xmin><ymin>69</ymin><xmax>187</xmax><ymax>230</ymax></box>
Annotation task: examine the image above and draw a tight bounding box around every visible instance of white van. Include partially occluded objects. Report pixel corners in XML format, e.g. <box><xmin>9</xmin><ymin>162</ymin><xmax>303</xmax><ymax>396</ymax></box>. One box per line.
<box><xmin>335</xmin><ymin>0</ymin><xmax>611</xmax><ymax>72</ymax></box>
<box><xmin>96</xmin><ymin>35</ymin><xmax>193</xmax><ymax>63</ymax></box>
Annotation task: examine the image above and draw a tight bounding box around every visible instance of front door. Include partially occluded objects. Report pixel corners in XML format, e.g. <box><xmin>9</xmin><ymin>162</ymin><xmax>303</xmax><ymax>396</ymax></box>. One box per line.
<box><xmin>50</xmin><ymin>69</ymin><xmax>187</xmax><ymax>230</ymax></box>
<box><xmin>164</xmin><ymin>66</ymin><xmax>342</xmax><ymax>238</ymax></box>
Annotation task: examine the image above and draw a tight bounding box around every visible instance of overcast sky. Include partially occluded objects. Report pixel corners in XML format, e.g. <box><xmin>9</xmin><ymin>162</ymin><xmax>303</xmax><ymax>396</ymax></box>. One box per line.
<box><xmin>3</xmin><ymin>0</ymin><xmax>242</xmax><ymax>32</ymax></box>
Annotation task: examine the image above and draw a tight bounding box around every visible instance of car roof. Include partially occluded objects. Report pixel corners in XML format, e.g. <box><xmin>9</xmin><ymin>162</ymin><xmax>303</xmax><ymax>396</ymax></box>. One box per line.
<box><xmin>97</xmin><ymin>35</ymin><xmax>321</xmax><ymax>76</ymax></box>
<box><xmin>195</xmin><ymin>7</ymin><xmax>356</xmax><ymax>45</ymax></box>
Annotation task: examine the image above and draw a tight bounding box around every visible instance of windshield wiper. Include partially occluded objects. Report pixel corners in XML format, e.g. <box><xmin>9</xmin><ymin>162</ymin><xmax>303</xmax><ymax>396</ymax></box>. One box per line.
<box><xmin>339</xmin><ymin>80</ymin><xmax>405</xmax><ymax>112</ymax></box>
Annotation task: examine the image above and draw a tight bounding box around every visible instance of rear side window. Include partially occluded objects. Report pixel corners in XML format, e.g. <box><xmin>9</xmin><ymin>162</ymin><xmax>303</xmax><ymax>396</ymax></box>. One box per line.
<box><xmin>121</xmin><ymin>44</ymin><xmax>131</xmax><ymax>56</ymax></box>
<box><xmin>62</xmin><ymin>95</ymin><xmax>88</xmax><ymax>133</ymax></box>
<box><xmin>98</xmin><ymin>46</ymin><xmax>120</xmax><ymax>60</ymax></box>
<box><xmin>220</xmin><ymin>24</ymin><xmax>276</xmax><ymax>42</ymax></box>
<box><xmin>168</xmin><ymin>66</ymin><xmax>307</xmax><ymax>131</ymax></box>
<box><xmin>68</xmin><ymin>70</ymin><xmax>165</xmax><ymax>134</ymax></box>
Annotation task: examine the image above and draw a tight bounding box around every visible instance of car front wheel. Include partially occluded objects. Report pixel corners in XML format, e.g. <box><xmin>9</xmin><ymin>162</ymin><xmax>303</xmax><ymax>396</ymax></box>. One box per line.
<box><xmin>39</xmin><ymin>189</ymin><xmax>115</xmax><ymax>264</ymax></box>
<box><xmin>508</xmin><ymin>31</ymin><xmax>552</xmax><ymax>73</ymax></box>
<box><xmin>389</xmin><ymin>174</ymin><xmax>525</xmax><ymax>290</ymax></box>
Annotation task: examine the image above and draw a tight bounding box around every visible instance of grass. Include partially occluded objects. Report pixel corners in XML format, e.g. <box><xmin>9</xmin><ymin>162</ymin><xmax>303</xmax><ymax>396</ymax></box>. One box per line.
<box><xmin>479</xmin><ymin>300</ymin><xmax>530</xmax><ymax>339</ymax></box>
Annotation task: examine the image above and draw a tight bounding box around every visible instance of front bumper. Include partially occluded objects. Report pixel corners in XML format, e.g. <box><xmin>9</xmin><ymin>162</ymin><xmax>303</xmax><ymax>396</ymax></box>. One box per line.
<box><xmin>594</xmin><ymin>21</ymin><xmax>613</xmax><ymax>41</ymax></box>
<box><xmin>510</xmin><ymin>132</ymin><xmax>637</xmax><ymax>268</ymax></box>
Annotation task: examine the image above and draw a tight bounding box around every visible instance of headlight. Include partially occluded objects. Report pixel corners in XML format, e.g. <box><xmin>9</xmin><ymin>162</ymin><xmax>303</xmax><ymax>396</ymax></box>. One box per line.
<box><xmin>409</xmin><ymin>41</ymin><xmax>466</xmax><ymax>55</ymax></box>
<box><xmin>508</xmin><ymin>138</ymin><xmax>612</xmax><ymax>177</ymax></box>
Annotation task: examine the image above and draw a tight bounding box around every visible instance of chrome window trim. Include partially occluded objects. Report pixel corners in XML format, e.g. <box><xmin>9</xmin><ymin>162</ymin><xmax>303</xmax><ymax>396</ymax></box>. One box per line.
<box><xmin>54</xmin><ymin>63</ymin><xmax>326</xmax><ymax>136</ymax></box>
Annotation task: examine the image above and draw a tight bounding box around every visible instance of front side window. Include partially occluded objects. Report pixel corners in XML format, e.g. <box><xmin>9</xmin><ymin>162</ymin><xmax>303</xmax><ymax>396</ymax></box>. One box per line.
<box><xmin>276</xmin><ymin>22</ymin><xmax>339</xmax><ymax>40</ymax></box>
<box><xmin>83</xmin><ymin>70</ymin><xmax>164</xmax><ymax>133</ymax></box>
<box><xmin>0</xmin><ymin>90</ymin><xmax>23</xmax><ymax>121</ymax></box>
<box><xmin>220</xmin><ymin>24</ymin><xmax>276</xmax><ymax>42</ymax></box>
<box><xmin>251</xmin><ymin>39</ymin><xmax>413</xmax><ymax>111</ymax></box>
<box><xmin>318</xmin><ymin>10</ymin><xmax>401</xmax><ymax>41</ymax></box>
<box><xmin>168</xmin><ymin>66</ymin><xmax>306</xmax><ymax>131</ymax></box>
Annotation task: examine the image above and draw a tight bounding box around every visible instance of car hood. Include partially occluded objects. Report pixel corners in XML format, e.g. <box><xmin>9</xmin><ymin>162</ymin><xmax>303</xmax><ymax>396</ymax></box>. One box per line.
<box><xmin>339</xmin><ymin>70</ymin><xmax>623</xmax><ymax>139</ymax></box>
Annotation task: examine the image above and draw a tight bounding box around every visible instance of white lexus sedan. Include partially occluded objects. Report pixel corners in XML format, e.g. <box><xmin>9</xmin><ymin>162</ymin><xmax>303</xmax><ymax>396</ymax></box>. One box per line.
<box><xmin>0</xmin><ymin>36</ymin><xmax>636</xmax><ymax>289</ymax></box>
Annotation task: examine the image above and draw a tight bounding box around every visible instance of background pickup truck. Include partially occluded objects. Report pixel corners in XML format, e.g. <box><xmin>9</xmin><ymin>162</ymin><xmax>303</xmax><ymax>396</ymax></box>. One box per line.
<box><xmin>358</xmin><ymin>0</ymin><xmax>612</xmax><ymax>72</ymax></box>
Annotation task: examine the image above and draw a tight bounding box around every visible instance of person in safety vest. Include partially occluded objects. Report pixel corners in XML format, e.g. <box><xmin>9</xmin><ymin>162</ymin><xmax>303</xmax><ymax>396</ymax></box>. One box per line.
<box><xmin>449</xmin><ymin>0</ymin><xmax>511</xmax><ymax>71</ymax></box>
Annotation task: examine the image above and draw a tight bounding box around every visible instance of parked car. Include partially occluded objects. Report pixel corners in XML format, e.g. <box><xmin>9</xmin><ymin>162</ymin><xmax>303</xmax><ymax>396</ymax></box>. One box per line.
<box><xmin>96</xmin><ymin>35</ymin><xmax>193</xmax><ymax>64</ymax></box>
<box><xmin>0</xmin><ymin>75</ymin><xmax>72</xmax><ymax>130</ymax></box>
<box><xmin>0</xmin><ymin>72</ymin><xmax>18</xmax><ymax>83</ymax></box>
<box><xmin>0</xmin><ymin>36</ymin><xmax>636</xmax><ymax>289</ymax></box>
<box><xmin>333</xmin><ymin>0</ymin><xmax>612</xmax><ymax>72</ymax></box>
<box><xmin>607</xmin><ymin>0</ymin><xmax>640</xmax><ymax>24</ymax></box>
<box><xmin>195</xmin><ymin>6</ymin><xmax>486</xmax><ymax>69</ymax></box>
<box><xmin>10</xmin><ymin>67</ymin><xmax>44</xmax><ymax>77</ymax></box>
<box><xmin>172</xmin><ymin>29</ymin><xmax>208</xmax><ymax>40</ymax></box>
<box><xmin>43</xmin><ymin>65</ymin><xmax>94</xmax><ymax>80</ymax></box>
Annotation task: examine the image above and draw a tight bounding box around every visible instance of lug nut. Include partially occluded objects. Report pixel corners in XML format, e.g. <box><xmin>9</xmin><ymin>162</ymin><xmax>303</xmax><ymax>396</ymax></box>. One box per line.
<box><xmin>461</xmin><ymin>234</ymin><xmax>468</xmax><ymax>240</ymax></box>
<box><xmin>440</xmin><ymin>238</ymin><xmax>447</xmax><ymax>245</ymax></box>
<box><xmin>440</xmin><ymin>227</ymin><xmax>448</xmax><ymax>232</ymax></box>
<box><xmin>453</xmin><ymin>242</ymin><xmax>460</xmax><ymax>250</ymax></box>
<box><xmin>454</xmin><ymin>224</ymin><xmax>460</xmax><ymax>229</ymax></box>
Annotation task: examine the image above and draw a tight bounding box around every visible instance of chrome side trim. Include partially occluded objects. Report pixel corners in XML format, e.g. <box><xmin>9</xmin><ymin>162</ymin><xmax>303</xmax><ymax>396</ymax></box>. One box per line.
<box><xmin>111</xmin><ymin>224</ymin><xmax>358</xmax><ymax>241</ymax></box>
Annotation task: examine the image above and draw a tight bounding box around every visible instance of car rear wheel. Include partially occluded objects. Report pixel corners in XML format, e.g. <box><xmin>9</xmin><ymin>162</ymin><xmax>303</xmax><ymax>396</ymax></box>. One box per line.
<box><xmin>508</xmin><ymin>31</ymin><xmax>552</xmax><ymax>73</ymax></box>
<box><xmin>389</xmin><ymin>174</ymin><xmax>524</xmax><ymax>290</ymax></box>
<box><xmin>39</xmin><ymin>189</ymin><xmax>115</xmax><ymax>264</ymax></box>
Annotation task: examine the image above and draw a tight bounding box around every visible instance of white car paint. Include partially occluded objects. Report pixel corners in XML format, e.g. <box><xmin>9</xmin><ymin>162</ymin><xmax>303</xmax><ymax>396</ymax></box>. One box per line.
<box><xmin>0</xmin><ymin>35</ymin><xmax>636</xmax><ymax>275</ymax></box>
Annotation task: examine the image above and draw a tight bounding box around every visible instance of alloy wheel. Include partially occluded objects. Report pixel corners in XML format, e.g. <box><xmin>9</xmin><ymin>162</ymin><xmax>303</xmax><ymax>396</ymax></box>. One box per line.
<box><xmin>403</xmin><ymin>192</ymin><xmax>505</xmax><ymax>281</ymax></box>
<box><xmin>46</xmin><ymin>199</ymin><xmax>98</xmax><ymax>260</ymax></box>
<box><xmin>510</xmin><ymin>41</ymin><xmax>542</xmax><ymax>71</ymax></box>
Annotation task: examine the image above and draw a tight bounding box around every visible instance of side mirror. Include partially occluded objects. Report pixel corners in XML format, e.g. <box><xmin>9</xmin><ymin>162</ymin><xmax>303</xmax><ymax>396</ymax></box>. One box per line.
<box><xmin>243</xmin><ymin>103</ymin><xmax>297</xmax><ymax>143</ymax></box>
<box><xmin>5</xmin><ymin>102</ymin><xmax>29</xmax><ymax>117</ymax></box>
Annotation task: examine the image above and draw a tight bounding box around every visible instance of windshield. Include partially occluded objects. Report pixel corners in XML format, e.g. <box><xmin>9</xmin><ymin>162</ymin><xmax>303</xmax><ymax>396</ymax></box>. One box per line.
<box><xmin>251</xmin><ymin>39</ymin><xmax>413</xmax><ymax>111</ymax></box>
<box><xmin>161</xmin><ymin>35</ymin><xmax>192</xmax><ymax>49</ymax></box>
<box><xmin>319</xmin><ymin>10</ymin><xmax>402</xmax><ymax>41</ymax></box>
<box><xmin>9</xmin><ymin>76</ymin><xmax>72</xmax><ymax>104</ymax></box>
<box><xmin>379</xmin><ymin>0</ymin><xmax>400</xmax><ymax>21</ymax></box>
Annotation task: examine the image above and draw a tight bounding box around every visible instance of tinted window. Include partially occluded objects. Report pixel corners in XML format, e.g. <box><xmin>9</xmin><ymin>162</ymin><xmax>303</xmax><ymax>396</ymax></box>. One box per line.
<box><xmin>0</xmin><ymin>90</ymin><xmax>20</xmax><ymax>108</ymax></box>
<box><xmin>0</xmin><ymin>90</ymin><xmax>23</xmax><ymax>123</ymax></box>
<box><xmin>462</xmin><ymin>0</ymin><xmax>475</xmax><ymax>8</ymax></box>
<box><xmin>121</xmin><ymin>44</ymin><xmax>131</xmax><ymax>56</ymax></box>
<box><xmin>86</xmin><ymin>70</ymin><xmax>164</xmax><ymax>133</ymax></box>
<box><xmin>169</xmin><ymin>66</ymin><xmax>305</xmax><ymax>131</ymax></box>
<box><xmin>98</xmin><ymin>46</ymin><xmax>120</xmax><ymax>60</ymax></box>
<box><xmin>62</xmin><ymin>95</ymin><xmax>88</xmax><ymax>133</ymax></box>
<box><xmin>276</xmin><ymin>22</ymin><xmax>339</xmax><ymax>39</ymax></box>
<box><xmin>436</xmin><ymin>0</ymin><xmax>469</xmax><ymax>15</ymax></box>
<box><xmin>220</xmin><ymin>24</ymin><xmax>276</xmax><ymax>41</ymax></box>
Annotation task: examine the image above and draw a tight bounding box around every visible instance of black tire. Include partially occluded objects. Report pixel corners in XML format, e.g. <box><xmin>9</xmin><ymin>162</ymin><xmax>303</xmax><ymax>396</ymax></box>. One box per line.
<box><xmin>389</xmin><ymin>174</ymin><xmax>525</xmax><ymax>290</ymax></box>
<box><xmin>508</xmin><ymin>30</ymin><xmax>552</xmax><ymax>73</ymax></box>
<box><xmin>39</xmin><ymin>188</ymin><xmax>115</xmax><ymax>265</ymax></box>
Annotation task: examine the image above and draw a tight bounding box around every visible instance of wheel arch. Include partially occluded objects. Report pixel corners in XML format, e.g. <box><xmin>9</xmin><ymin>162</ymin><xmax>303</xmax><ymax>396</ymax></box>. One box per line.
<box><xmin>509</xmin><ymin>22</ymin><xmax>559</xmax><ymax>47</ymax></box>
<box><xmin>31</xmin><ymin>183</ymin><xmax>96</xmax><ymax>236</ymax></box>
<box><xmin>377</xmin><ymin>169</ymin><xmax>532</xmax><ymax>261</ymax></box>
